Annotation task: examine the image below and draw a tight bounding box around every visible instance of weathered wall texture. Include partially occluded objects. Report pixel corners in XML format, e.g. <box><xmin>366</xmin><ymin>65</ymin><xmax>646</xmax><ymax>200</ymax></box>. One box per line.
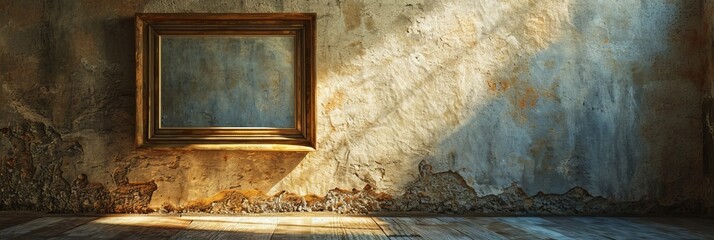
<box><xmin>703</xmin><ymin>0</ymin><xmax>714</xmax><ymax>214</ymax></box>
<box><xmin>0</xmin><ymin>0</ymin><xmax>707</xmax><ymax>214</ymax></box>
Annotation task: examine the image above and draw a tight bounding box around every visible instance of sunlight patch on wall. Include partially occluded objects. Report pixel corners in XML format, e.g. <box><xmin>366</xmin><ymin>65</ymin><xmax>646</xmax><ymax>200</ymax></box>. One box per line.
<box><xmin>269</xmin><ymin>0</ymin><xmax>574</xmax><ymax>196</ymax></box>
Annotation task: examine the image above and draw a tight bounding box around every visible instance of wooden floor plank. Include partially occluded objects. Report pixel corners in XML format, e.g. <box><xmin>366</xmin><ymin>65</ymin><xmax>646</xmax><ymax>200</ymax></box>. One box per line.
<box><xmin>390</xmin><ymin>217</ymin><xmax>471</xmax><ymax>240</ymax></box>
<box><xmin>416</xmin><ymin>217</ymin><xmax>471</xmax><ymax>239</ymax></box>
<box><xmin>50</xmin><ymin>219</ymin><xmax>125</xmax><ymax>239</ymax></box>
<box><xmin>309</xmin><ymin>217</ymin><xmax>342</xmax><ymax>240</ymax></box>
<box><xmin>497</xmin><ymin>217</ymin><xmax>574</xmax><ymax>239</ymax></box>
<box><xmin>340</xmin><ymin>216</ymin><xmax>387</xmax><ymax>240</ymax></box>
<box><xmin>437</xmin><ymin>217</ymin><xmax>508</xmax><ymax>240</ymax></box>
<box><xmin>0</xmin><ymin>217</ymin><xmax>65</xmax><ymax>237</ymax></box>
<box><xmin>0</xmin><ymin>215</ymin><xmax>44</xmax><ymax>230</ymax></box>
<box><xmin>622</xmin><ymin>217</ymin><xmax>714</xmax><ymax>239</ymax></box>
<box><xmin>169</xmin><ymin>220</ymin><xmax>214</xmax><ymax>240</ymax></box>
<box><xmin>562</xmin><ymin>217</ymin><xmax>639</xmax><ymax>238</ymax></box>
<box><xmin>170</xmin><ymin>216</ymin><xmax>241</xmax><ymax>240</ymax></box>
<box><xmin>213</xmin><ymin>216</ymin><xmax>278</xmax><ymax>240</ymax></box>
<box><xmin>0</xmin><ymin>212</ymin><xmax>713</xmax><ymax>239</ymax></box>
<box><xmin>465</xmin><ymin>217</ymin><xmax>543</xmax><ymax>240</ymax></box>
<box><xmin>272</xmin><ymin>217</ymin><xmax>311</xmax><ymax>239</ymax></box>
<box><xmin>57</xmin><ymin>216</ymin><xmax>189</xmax><ymax>240</ymax></box>
<box><xmin>539</xmin><ymin>217</ymin><xmax>618</xmax><ymax>239</ymax></box>
<box><xmin>372</xmin><ymin>217</ymin><xmax>421</xmax><ymax>239</ymax></box>
<box><xmin>558</xmin><ymin>217</ymin><xmax>692</xmax><ymax>239</ymax></box>
<box><xmin>9</xmin><ymin>217</ymin><xmax>97</xmax><ymax>239</ymax></box>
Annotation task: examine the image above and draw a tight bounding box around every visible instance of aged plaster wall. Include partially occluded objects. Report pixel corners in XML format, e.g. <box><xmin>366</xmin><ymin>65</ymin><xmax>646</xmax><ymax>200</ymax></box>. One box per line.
<box><xmin>0</xmin><ymin>0</ymin><xmax>707</xmax><ymax>214</ymax></box>
<box><xmin>704</xmin><ymin>0</ymin><xmax>714</xmax><ymax>214</ymax></box>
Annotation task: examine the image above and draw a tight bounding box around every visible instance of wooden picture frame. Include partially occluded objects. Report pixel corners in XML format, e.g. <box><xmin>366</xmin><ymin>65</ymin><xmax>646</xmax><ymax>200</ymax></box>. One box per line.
<box><xmin>135</xmin><ymin>13</ymin><xmax>316</xmax><ymax>151</ymax></box>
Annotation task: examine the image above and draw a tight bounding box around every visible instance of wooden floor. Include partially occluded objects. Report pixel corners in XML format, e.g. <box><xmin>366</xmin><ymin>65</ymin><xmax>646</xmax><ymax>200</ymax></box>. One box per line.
<box><xmin>0</xmin><ymin>212</ymin><xmax>712</xmax><ymax>239</ymax></box>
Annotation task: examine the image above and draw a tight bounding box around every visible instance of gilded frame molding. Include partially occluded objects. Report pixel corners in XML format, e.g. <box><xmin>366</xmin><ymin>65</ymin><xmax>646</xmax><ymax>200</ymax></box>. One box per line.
<box><xmin>135</xmin><ymin>13</ymin><xmax>316</xmax><ymax>151</ymax></box>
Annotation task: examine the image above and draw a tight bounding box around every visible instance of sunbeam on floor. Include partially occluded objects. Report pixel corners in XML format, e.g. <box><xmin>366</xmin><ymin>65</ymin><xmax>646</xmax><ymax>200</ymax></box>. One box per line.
<box><xmin>0</xmin><ymin>212</ymin><xmax>712</xmax><ymax>239</ymax></box>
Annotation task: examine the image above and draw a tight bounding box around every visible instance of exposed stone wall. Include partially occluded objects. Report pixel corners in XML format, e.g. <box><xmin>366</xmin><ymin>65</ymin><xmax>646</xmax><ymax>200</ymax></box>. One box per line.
<box><xmin>0</xmin><ymin>0</ymin><xmax>707</xmax><ymax>214</ymax></box>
